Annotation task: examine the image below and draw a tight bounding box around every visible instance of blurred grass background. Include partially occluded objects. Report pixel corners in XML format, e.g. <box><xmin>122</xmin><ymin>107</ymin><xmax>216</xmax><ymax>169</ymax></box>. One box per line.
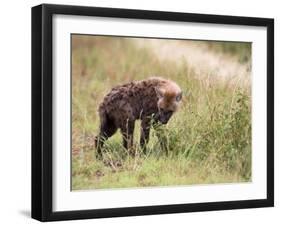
<box><xmin>71</xmin><ymin>35</ymin><xmax>251</xmax><ymax>190</ymax></box>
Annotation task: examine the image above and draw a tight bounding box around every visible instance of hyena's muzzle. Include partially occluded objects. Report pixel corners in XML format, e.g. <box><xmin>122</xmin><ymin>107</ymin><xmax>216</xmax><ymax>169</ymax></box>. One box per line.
<box><xmin>157</xmin><ymin>109</ymin><xmax>174</xmax><ymax>124</ymax></box>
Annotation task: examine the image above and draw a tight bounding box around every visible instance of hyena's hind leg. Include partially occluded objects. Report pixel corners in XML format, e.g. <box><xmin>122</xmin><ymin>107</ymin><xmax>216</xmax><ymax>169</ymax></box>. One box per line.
<box><xmin>95</xmin><ymin>111</ymin><xmax>117</xmax><ymax>158</ymax></box>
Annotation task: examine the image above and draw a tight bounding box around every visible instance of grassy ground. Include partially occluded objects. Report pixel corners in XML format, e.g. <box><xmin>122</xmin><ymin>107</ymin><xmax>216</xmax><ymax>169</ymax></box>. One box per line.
<box><xmin>71</xmin><ymin>35</ymin><xmax>251</xmax><ymax>190</ymax></box>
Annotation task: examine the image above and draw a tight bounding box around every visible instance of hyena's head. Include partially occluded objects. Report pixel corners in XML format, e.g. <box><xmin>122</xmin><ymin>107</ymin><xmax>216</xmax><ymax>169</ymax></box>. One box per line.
<box><xmin>155</xmin><ymin>80</ymin><xmax>182</xmax><ymax>124</ymax></box>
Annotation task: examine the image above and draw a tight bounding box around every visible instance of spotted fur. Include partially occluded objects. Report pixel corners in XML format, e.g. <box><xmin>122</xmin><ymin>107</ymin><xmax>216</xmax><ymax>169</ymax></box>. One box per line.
<box><xmin>95</xmin><ymin>77</ymin><xmax>182</xmax><ymax>157</ymax></box>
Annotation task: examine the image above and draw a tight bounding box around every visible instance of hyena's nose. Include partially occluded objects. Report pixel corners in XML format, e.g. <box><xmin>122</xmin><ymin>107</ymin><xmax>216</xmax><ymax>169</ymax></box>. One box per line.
<box><xmin>160</xmin><ymin>118</ymin><xmax>169</xmax><ymax>124</ymax></box>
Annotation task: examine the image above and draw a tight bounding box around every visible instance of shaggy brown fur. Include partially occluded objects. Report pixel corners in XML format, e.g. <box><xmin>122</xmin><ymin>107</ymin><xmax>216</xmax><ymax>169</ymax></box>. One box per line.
<box><xmin>95</xmin><ymin>77</ymin><xmax>182</xmax><ymax>157</ymax></box>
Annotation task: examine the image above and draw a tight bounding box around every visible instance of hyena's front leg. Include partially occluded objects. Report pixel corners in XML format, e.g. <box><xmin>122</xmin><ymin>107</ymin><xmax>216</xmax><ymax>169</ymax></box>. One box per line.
<box><xmin>153</xmin><ymin>123</ymin><xmax>169</xmax><ymax>156</ymax></box>
<box><xmin>140</xmin><ymin>118</ymin><xmax>151</xmax><ymax>154</ymax></box>
<box><xmin>120</xmin><ymin>119</ymin><xmax>135</xmax><ymax>151</ymax></box>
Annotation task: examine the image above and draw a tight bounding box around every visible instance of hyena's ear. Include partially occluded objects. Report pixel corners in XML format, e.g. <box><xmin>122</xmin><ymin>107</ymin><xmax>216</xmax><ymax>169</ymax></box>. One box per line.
<box><xmin>176</xmin><ymin>92</ymin><xmax>182</xmax><ymax>102</ymax></box>
<box><xmin>155</xmin><ymin>87</ymin><xmax>165</xmax><ymax>99</ymax></box>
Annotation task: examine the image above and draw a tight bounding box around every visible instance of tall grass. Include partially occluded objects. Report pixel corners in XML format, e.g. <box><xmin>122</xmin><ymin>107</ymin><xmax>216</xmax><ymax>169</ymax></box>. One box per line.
<box><xmin>204</xmin><ymin>41</ymin><xmax>252</xmax><ymax>64</ymax></box>
<box><xmin>72</xmin><ymin>35</ymin><xmax>251</xmax><ymax>190</ymax></box>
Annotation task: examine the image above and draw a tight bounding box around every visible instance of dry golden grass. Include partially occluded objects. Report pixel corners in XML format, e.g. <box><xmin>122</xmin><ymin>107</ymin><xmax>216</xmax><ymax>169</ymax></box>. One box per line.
<box><xmin>71</xmin><ymin>35</ymin><xmax>251</xmax><ymax>190</ymax></box>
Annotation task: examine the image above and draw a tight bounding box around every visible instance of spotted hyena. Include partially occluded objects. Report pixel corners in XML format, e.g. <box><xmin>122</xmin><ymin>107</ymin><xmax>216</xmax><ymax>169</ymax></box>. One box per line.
<box><xmin>95</xmin><ymin>77</ymin><xmax>182</xmax><ymax>157</ymax></box>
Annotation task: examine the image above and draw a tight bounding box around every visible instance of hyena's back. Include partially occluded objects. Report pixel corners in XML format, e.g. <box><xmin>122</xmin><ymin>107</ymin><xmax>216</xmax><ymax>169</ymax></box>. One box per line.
<box><xmin>98</xmin><ymin>78</ymin><xmax>161</xmax><ymax>128</ymax></box>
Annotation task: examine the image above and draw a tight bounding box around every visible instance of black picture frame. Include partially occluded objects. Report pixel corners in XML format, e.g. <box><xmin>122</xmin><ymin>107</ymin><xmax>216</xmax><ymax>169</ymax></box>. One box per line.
<box><xmin>31</xmin><ymin>3</ymin><xmax>274</xmax><ymax>222</ymax></box>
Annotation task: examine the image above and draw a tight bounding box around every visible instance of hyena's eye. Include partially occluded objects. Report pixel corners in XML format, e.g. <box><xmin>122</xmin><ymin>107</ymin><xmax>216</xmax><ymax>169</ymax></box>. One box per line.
<box><xmin>176</xmin><ymin>92</ymin><xmax>182</xmax><ymax>102</ymax></box>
